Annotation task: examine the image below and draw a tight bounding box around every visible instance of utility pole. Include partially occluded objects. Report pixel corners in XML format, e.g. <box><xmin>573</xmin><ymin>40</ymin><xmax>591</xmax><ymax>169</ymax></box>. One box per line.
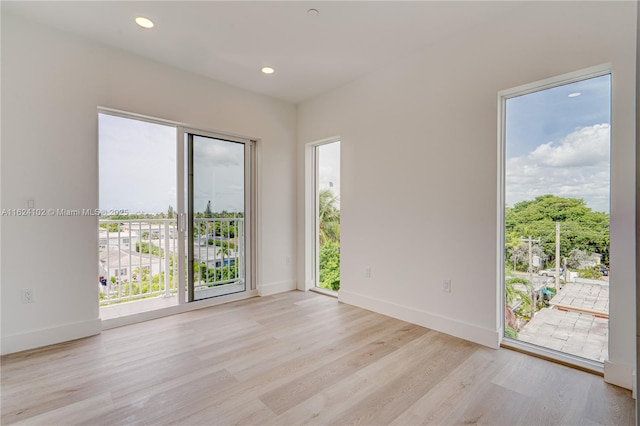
<box><xmin>555</xmin><ymin>222</ymin><xmax>561</xmax><ymax>290</ymax></box>
<box><xmin>521</xmin><ymin>236</ymin><xmax>541</xmax><ymax>316</ymax></box>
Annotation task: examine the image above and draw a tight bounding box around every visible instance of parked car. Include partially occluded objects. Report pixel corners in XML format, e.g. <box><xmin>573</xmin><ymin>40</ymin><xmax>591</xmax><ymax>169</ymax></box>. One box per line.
<box><xmin>599</xmin><ymin>266</ymin><xmax>609</xmax><ymax>276</ymax></box>
<box><xmin>538</xmin><ymin>268</ymin><xmax>562</xmax><ymax>277</ymax></box>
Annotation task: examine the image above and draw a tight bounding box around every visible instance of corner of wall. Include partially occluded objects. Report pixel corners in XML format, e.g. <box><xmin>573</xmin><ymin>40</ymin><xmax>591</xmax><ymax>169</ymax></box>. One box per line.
<box><xmin>258</xmin><ymin>280</ymin><xmax>297</xmax><ymax>296</ymax></box>
<box><xmin>339</xmin><ymin>289</ymin><xmax>501</xmax><ymax>349</ymax></box>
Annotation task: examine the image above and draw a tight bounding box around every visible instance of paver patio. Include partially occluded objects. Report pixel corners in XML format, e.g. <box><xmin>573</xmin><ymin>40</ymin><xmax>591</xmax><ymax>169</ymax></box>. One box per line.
<box><xmin>549</xmin><ymin>281</ymin><xmax>609</xmax><ymax>316</ymax></box>
<box><xmin>516</xmin><ymin>281</ymin><xmax>609</xmax><ymax>362</ymax></box>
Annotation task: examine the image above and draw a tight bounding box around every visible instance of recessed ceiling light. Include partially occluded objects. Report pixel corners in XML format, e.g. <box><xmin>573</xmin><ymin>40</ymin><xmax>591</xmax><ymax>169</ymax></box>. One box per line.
<box><xmin>135</xmin><ymin>17</ymin><xmax>154</xmax><ymax>29</ymax></box>
<box><xmin>568</xmin><ymin>92</ymin><xmax>581</xmax><ymax>98</ymax></box>
<box><xmin>261</xmin><ymin>66</ymin><xmax>275</xmax><ymax>75</ymax></box>
<box><xmin>307</xmin><ymin>8</ymin><xmax>319</xmax><ymax>16</ymax></box>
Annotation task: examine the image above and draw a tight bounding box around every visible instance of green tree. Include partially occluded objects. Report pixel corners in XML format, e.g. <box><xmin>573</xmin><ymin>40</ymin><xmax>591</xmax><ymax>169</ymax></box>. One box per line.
<box><xmin>505</xmin><ymin>195</ymin><xmax>609</xmax><ymax>266</ymax></box>
<box><xmin>319</xmin><ymin>241</ymin><xmax>340</xmax><ymax>291</ymax></box>
<box><xmin>317</xmin><ymin>188</ymin><xmax>340</xmax><ymax>291</ymax></box>
<box><xmin>167</xmin><ymin>205</ymin><xmax>175</xmax><ymax>219</ymax></box>
<box><xmin>567</xmin><ymin>248</ymin><xmax>589</xmax><ymax>269</ymax></box>
<box><xmin>204</xmin><ymin>200</ymin><xmax>213</xmax><ymax>218</ymax></box>
<box><xmin>319</xmin><ymin>189</ymin><xmax>340</xmax><ymax>245</ymax></box>
<box><xmin>505</xmin><ymin>275</ymin><xmax>533</xmax><ymax>331</ymax></box>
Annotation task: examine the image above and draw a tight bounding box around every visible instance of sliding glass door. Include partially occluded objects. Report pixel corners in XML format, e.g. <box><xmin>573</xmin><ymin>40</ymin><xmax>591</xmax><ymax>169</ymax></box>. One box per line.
<box><xmin>187</xmin><ymin>132</ymin><xmax>253</xmax><ymax>301</ymax></box>
<box><xmin>99</xmin><ymin>111</ymin><xmax>255</xmax><ymax>315</ymax></box>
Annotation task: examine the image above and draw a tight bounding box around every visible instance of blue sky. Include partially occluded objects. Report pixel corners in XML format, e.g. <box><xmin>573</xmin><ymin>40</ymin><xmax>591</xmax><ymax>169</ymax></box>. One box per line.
<box><xmin>505</xmin><ymin>74</ymin><xmax>611</xmax><ymax>213</ymax></box>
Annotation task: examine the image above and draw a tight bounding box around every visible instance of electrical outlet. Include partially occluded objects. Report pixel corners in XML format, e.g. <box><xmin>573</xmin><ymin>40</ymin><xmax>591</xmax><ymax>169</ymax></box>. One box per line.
<box><xmin>22</xmin><ymin>288</ymin><xmax>35</xmax><ymax>304</ymax></box>
<box><xmin>364</xmin><ymin>266</ymin><xmax>371</xmax><ymax>278</ymax></box>
<box><xmin>442</xmin><ymin>280</ymin><xmax>452</xmax><ymax>293</ymax></box>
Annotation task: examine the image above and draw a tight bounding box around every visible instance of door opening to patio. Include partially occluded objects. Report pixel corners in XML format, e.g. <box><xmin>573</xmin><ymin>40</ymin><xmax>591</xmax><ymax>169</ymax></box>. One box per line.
<box><xmin>500</xmin><ymin>67</ymin><xmax>611</xmax><ymax>367</ymax></box>
<box><xmin>187</xmin><ymin>132</ymin><xmax>253</xmax><ymax>301</ymax></box>
<box><xmin>314</xmin><ymin>140</ymin><xmax>341</xmax><ymax>293</ymax></box>
<box><xmin>98</xmin><ymin>111</ymin><xmax>255</xmax><ymax>319</ymax></box>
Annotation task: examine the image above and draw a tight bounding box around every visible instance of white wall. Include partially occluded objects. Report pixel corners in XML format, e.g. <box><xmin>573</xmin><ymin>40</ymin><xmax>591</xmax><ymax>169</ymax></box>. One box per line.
<box><xmin>0</xmin><ymin>14</ymin><xmax>297</xmax><ymax>354</ymax></box>
<box><xmin>298</xmin><ymin>1</ymin><xmax>637</xmax><ymax>390</ymax></box>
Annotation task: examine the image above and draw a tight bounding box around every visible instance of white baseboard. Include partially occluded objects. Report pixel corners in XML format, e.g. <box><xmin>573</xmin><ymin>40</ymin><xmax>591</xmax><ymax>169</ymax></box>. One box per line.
<box><xmin>339</xmin><ymin>290</ymin><xmax>500</xmax><ymax>349</ymax></box>
<box><xmin>604</xmin><ymin>360</ymin><xmax>635</xmax><ymax>392</ymax></box>
<box><xmin>1</xmin><ymin>318</ymin><xmax>102</xmax><ymax>355</ymax></box>
<box><xmin>258</xmin><ymin>280</ymin><xmax>296</xmax><ymax>296</ymax></box>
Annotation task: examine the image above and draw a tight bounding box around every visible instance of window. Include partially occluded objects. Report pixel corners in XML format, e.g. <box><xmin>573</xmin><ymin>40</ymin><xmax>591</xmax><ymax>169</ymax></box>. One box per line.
<box><xmin>499</xmin><ymin>65</ymin><xmax>611</xmax><ymax>368</ymax></box>
<box><xmin>305</xmin><ymin>138</ymin><xmax>340</xmax><ymax>294</ymax></box>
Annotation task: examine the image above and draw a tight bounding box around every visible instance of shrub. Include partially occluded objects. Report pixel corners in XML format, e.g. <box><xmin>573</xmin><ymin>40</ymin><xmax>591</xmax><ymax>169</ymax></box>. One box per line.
<box><xmin>578</xmin><ymin>267</ymin><xmax>601</xmax><ymax>279</ymax></box>
<box><xmin>319</xmin><ymin>241</ymin><xmax>340</xmax><ymax>291</ymax></box>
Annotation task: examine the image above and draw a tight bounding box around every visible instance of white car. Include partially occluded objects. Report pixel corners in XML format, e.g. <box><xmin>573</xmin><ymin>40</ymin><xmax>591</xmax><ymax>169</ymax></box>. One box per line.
<box><xmin>538</xmin><ymin>268</ymin><xmax>561</xmax><ymax>277</ymax></box>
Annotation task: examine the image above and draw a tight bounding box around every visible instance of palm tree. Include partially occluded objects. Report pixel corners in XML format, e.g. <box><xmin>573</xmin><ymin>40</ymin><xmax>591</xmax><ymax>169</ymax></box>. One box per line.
<box><xmin>505</xmin><ymin>274</ymin><xmax>533</xmax><ymax>330</ymax></box>
<box><xmin>318</xmin><ymin>188</ymin><xmax>340</xmax><ymax>245</ymax></box>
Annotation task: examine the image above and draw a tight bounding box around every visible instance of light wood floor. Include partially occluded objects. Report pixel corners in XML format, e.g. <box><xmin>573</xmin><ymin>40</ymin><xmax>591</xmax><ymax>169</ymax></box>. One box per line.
<box><xmin>1</xmin><ymin>291</ymin><xmax>635</xmax><ymax>425</ymax></box>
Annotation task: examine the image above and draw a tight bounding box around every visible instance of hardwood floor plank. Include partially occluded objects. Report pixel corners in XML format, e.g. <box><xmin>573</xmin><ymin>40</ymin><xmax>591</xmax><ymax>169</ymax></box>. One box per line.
<box><xmin>228</xmin><ymin>314</ymin><xmax>406</xmax><ymax>383</ymax></box>
<box><xmin>259</xmin><ymin>339</ymin><xmax>399</xmax><ymax>415</ymax></box>
<box><xmin>270</xmin><ymin>373</ymin><xmax>375</xmax><ymax>425</ymax></box>
<box><xmin>1</xmin><ymin>291</ymin><xmax>635</xmax><ymax>425</ymax></box>
<box><xmin>389</xmin><ymin>347</ymin><xmax>508</xmax><ymax>425</ymax></box>
<box><xmin>329</xmin><ymin>333</ymin><xmax>476</xmax><ymax>425</ymax></box>
<box><xmin>12</xmin><ymin>393</ymin><xmax>115</xmax><ymax>426</ymax></box>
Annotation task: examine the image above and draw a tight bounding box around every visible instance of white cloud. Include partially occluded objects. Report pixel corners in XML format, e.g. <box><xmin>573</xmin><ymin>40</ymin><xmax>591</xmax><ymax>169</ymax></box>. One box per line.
<box><xmin>506</xmin><ymin>124</ymin><xmax>610</xmax><ymax>212</ymax></box>
<box><xmin>318</xmin><ymin>141</ymin><xmax>341</xmax><ymax>205</ymax></box>
<box><xmin>193</xmin><ymin>138</ymin><xmax>243</xmax><ymax>168</ymax></box>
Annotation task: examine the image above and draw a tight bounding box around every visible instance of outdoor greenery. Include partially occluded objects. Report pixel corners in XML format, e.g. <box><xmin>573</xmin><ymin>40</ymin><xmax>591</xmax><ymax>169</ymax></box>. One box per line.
<box><xmin>100</xmin><ymin>268</ymin><xmax>178</xmax><ymax>303</ymax></box>
<box><xmin>504</xmin><ymin>275</ymin><xmax>533</xmax><ymax>330</ymax></box>
<box><xmin>506</xmin><ymin>195</ymin><xmax>609</xmax><ymax>271</ymax></box>
<box><xmin>504</xmin><ymin>195</ymin><xmax>609</xmax><ymax>336</ymax></box>
<box><xmin>319</xmin><ymin>241</ymin><xmax>340</xmax><ymax>291</ymax></box>
<box><xmin>196</xmin><ymin>262</ymin><xmax>238</xmax><ymax>284</ymax></box>
<box><xmin>136</xmin><ymin>241</ymin><xmax>164</xmax><ymax>258</ymax></box>
<box><xmin>101</xmin><ymin>203</ymin><xmax>242</xmax><ymax>304</ymax></box>
<box><xmin>207</xmin><ymin>240</ymin><xmax>236</xmax><ymax>249</ymax></box>
<box><xmin>578</xmin><ymin>267</ymin><xmax>602</xmax><ymax>279</ymax></box>
<box><xmin>318</xmin><ymin>188</ymin><xmax>340</xmax><ymax>291</ymax></box>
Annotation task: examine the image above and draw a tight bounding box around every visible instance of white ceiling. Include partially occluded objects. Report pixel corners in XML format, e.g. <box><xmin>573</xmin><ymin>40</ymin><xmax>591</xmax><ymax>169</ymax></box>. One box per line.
<box><xmin>2</xmin><ymin>1</ymin><xmax>521</xmax><ymax>104</ymax></box>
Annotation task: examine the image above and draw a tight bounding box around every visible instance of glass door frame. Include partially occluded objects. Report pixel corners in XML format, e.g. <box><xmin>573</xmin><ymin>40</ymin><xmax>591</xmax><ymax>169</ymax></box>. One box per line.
<box><xmin>177</xmin><ymin>127</ymin><xmax>256</xmax><ymax>304</ymax></box>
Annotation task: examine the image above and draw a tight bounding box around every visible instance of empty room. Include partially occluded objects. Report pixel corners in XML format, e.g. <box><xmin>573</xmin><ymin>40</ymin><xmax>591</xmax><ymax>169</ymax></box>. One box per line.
<box><xmin>1</xmin><ymin>1</ymin><xmax>638</xmax><ymax>425</ymax></box>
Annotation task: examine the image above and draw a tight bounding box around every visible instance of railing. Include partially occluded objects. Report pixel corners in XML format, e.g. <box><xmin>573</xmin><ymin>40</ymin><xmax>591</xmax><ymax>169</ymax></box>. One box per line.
<box><xmin>99</xmin><ymin>219</ymin><xmax>178</xmax><ymax>305</ymax></box>
<box><xmin>99</xmin><ymin>217</ymin><xmax>244</xmax><ymax>305</ymax></box>
<box><xmin>192</xmin><ymin>218</ymin><xmax>245</xmax><ymax>293</ymax></box>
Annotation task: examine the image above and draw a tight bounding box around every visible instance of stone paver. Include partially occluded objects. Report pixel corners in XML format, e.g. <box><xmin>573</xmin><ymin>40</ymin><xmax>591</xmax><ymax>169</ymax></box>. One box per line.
<box><xmin>549</xmin><ymin>282</ymin><xmax>609</xmax><ymax>315</ymax></box>
<box><xmin>517</xmin><ymin>308</ymin><xmax>608</xmax><ymax>362</ymax></box>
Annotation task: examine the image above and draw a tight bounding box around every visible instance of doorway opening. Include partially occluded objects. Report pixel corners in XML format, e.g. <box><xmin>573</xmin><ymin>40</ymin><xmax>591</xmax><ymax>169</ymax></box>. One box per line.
<box><xmin>98</xmin><ymin>110</ymin><xmax>255</xmax><ymax>320</ymax></box>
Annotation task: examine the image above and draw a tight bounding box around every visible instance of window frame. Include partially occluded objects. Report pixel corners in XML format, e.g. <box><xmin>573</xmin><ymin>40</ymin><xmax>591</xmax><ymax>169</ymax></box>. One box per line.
<box><xmin>304</xmin><ymin>137</ymin><xmax>341</xmax><ymax>293</ymax></box>
<box><xmin>497</xmin><ymin>63</ymin><xmax>612</xmax><ymax>373</ymax></box>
